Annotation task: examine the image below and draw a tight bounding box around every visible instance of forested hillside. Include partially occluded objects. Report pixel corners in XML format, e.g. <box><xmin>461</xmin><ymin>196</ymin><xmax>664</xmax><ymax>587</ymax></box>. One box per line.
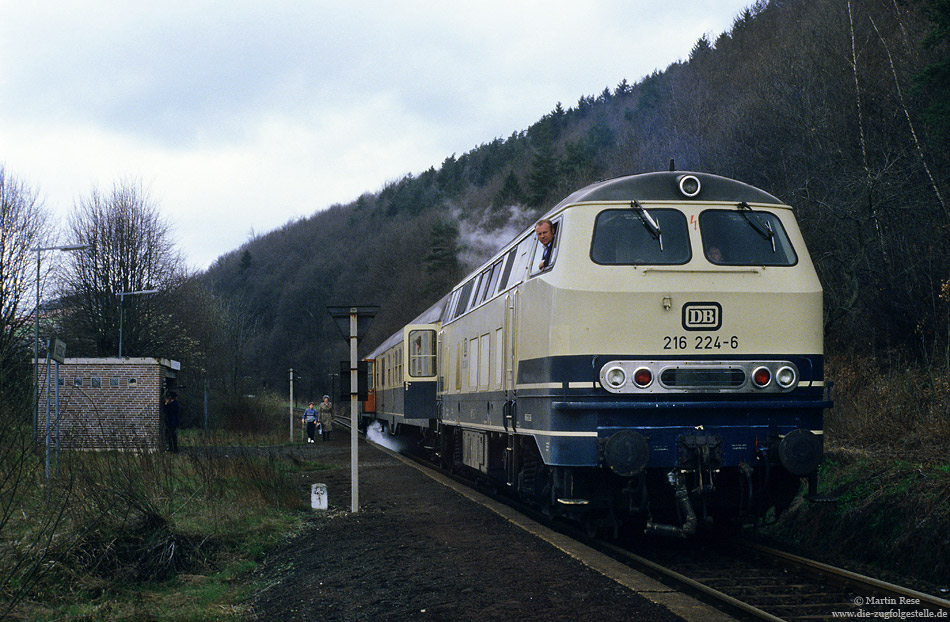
<box><xmin>202</xmin><ymin>0</ymin><xmax>949</xmax><ymax>400</ymax></box>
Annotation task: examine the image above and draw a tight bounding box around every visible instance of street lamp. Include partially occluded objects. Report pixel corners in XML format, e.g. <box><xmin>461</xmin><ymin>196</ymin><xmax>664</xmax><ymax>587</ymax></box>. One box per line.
<box><xmin>33</xmin><ymin>243</ymin><xmax>92</xmax><ymax>442</ymax></box>
<box><xmin>117</xmin><ymin>289</ymin><xmax>159</xmax><ymax>357</ymax></box>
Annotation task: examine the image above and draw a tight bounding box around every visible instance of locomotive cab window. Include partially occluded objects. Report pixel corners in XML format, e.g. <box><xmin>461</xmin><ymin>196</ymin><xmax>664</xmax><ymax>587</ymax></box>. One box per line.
<box><xmin>700</xmin><ymin>209</ymin><xmax>797</xmax><ymax>266</ymax></box>
<box><xmin>529</xmin><ymin>219</ymin><xmax>560</xmax><ymax>276</ymax></box>
<box><xmin>590</xmin><ymin>208</ymin><xmax>691</xmax><ymax>265</ymax></box>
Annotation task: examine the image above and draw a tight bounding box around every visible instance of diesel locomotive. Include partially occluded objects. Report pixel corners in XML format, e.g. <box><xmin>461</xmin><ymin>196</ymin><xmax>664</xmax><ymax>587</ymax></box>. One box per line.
<box><xmin>364</xmin><ymin>170</ymin><xmax>831</xmax><ymax>538</ymax></box>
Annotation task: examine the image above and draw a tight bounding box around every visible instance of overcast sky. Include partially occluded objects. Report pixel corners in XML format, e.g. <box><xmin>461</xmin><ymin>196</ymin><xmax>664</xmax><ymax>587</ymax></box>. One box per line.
<box><xmin>1</xmin><ymin>1</ymin><xmax>753</xmax><ymax>270</ymax></box>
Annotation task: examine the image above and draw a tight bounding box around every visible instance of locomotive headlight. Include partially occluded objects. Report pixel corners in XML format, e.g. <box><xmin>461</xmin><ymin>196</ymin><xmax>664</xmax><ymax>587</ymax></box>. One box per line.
<box><xmin>604</xmin><ymin>366</ymin><xmax>627</xmax><ymax>389</ymax></box>
<box><xmin>678</xmin><ymin>174</ymin><xmax>701</xmax><ymax>198</ymax></box>
<box><xmin>632</xmin><ymin>367</ymin><xmax>653</xmax><ymax>388</ymax></box>
<box><xmin>752</xmin><ymin>366</ymin><xmax>772</xmax><ymax>388</ymax></box>
<box><xmin>775</xmin><ymin>365</ymin><xmax>797</xmax><ymax>389</ymax></box>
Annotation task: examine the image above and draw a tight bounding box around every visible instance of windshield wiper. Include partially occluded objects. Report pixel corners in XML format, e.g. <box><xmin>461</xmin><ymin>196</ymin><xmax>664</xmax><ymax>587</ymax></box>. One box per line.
<box><xmin>631</xmin><ymin>200</ymin><xmax>663</xmax><ymax>251</ymax></box>
<box><xmin>737</xmin><ymin>202</ymin><xmax>776</xmax><ymax>252</ymax></box>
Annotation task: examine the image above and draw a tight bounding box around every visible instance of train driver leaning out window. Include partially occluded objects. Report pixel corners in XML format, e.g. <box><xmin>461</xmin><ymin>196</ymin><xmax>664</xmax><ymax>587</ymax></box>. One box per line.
<box><xmin>535</xmin><ymin>218</ymin><xmax>556</xmax><ymax>271</ymax></box>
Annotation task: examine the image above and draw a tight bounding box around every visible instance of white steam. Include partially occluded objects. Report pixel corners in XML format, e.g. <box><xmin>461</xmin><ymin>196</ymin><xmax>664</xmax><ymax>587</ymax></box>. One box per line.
<box><xmin>456</xmin><ymin>203</ymin><xmax>536</xmax><ymax>269</ymax></box>
<box><xmin>366</xmin><ymin>420</ymin><xmax>409</xmax><ymax>453</ymax></box>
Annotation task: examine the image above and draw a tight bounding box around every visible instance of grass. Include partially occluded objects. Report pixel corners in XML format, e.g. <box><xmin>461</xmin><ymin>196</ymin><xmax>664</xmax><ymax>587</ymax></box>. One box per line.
<box><xmin>1</xmin><ymin>423</ymin><xmax>334</xmax><ymax>621</ymax></box>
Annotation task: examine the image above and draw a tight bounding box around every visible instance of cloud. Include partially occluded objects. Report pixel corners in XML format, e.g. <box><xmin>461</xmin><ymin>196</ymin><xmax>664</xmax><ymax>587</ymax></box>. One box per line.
<box><xmin>0</xmin><ymin>0</ymin><xmax>754</xmax><ymax>268</ymax></box>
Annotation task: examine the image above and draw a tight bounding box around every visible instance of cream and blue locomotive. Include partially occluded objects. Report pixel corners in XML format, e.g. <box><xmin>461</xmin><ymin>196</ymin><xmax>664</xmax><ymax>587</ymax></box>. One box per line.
<box><xmin>366</xmin><ymin>170</ymin><xmax>830</xmax><ymax>537</ymax></box>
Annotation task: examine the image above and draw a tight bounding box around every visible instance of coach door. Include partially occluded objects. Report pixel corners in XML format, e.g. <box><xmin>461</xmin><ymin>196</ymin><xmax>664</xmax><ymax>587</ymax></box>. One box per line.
<box><xmin>404</xmin><ymin>324</ymin><xmax>438</xmax><ymax>419</ymax></box>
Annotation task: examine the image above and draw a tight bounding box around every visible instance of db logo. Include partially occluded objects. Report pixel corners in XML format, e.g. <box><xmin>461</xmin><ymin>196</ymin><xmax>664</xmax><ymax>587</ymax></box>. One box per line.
<box><xmin>683</xmin><ymin>302</ymin><xmax>722</xmax><ymax>331</ymax></box>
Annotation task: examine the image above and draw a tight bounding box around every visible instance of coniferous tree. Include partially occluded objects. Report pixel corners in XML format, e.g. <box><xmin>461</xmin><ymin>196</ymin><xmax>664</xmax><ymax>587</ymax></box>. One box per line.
<box><xmin>422</xmin><ymin>219</ymin><xmax>463</xmax><ymax>298</ymax></box>
<box><xmin>527</xmin><ymin>143</ymin><xmax>560</xmax><ymax>207</ymax></box>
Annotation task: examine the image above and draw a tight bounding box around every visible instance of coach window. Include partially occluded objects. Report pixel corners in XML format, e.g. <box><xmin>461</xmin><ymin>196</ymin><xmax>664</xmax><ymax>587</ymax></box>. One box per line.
<box><xmin>409</xmin><ymin>329</ymin><xmax>436</xmax><ymax>377</ymax></box>
<box><xmin>699</xmin><ymin>209</ymin><xmax>797</xmax><ymax>266</ymax></box>
<box><xmin>590</xmin><ymin>209</ymin><xmax>690</xmax><ymax>265</ymax></box>
<box><xmin>529</xmin><ymin>218</ymin><xmax>561</xmax><ymax>277</ymax></box>
<box><xmin>396</xmin><ymin>346</ymin><xmax>403</xmax><ymax>383</ymax></box>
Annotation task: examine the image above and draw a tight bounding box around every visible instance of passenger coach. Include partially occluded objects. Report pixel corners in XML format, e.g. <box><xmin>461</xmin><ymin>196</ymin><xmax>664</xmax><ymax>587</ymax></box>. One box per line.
<box><xmin>366</xmin><ymin>170</ymin><xmax>831</xmax><ymax>537</ymax></box>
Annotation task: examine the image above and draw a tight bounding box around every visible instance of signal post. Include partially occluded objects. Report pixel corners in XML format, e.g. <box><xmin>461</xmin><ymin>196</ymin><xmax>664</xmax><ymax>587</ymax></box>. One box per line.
<box><xmin>327</xmin><ymin>305</ymin><xmax>377</xmax><ymax>513</ymax></box>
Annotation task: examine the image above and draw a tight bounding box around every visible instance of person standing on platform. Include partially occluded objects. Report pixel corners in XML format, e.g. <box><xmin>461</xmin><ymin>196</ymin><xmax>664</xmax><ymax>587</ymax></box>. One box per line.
<box><xmin>302</xmin><ymin>402</ymin><xmax>318</xmax><ymax>443</ymax></box>
<box><xmin>318</xmin><ymin>395</ymin><xmax>333</xmax><ymax>442</ymax></box>
<box><xmin>163</xmin><ymin>391</ymin><xmax>180</xmax><ymax>453</ymax></box>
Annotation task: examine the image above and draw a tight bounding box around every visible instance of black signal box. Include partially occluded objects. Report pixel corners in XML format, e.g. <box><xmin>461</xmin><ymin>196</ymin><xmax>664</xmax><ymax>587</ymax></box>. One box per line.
<box><xmin>339</xmin><ymin>360</ymin><xmax>369</xmax><ymax>401</ymax></box>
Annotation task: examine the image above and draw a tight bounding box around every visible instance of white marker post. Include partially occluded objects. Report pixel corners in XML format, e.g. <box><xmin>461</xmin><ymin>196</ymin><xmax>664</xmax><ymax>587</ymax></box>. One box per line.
<box><xmin>327</xmin><ymin>305</ymin><xmax>377</xmax><ymax>513</ymax></box>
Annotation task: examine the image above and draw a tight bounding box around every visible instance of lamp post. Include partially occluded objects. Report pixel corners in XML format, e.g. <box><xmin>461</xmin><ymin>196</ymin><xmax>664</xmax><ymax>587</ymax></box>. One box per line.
<box><xmin>33</xmin><ymin>243</ymin><xmax>92</xmax><ymax>442</ymax></box>
<box><xmin>117</xmin><ymin>289</ymin><xmax>158</xmax><ymax>357</ymax></box>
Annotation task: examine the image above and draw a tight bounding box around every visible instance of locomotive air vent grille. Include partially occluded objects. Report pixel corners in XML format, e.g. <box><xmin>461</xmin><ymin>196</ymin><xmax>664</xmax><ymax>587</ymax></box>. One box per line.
<box><xmin>660</xmin><ymin>367</ymin><xmax>746</xmax><ymax>389</ymax></box>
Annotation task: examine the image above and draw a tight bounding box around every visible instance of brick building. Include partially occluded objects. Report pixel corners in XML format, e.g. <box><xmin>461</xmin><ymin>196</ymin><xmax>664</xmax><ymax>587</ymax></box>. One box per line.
<box><xmin>36</xmin><ymin>357</ymin><xmax>180</xmax><ymax>451</ymax></box>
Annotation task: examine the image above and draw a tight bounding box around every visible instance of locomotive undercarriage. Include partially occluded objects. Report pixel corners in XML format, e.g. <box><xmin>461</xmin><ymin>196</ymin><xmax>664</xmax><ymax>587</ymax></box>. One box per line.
<box><xmin>426</xmin><ymin>422</ymin><xmax>811</xmax><ymax>540</ymax></box>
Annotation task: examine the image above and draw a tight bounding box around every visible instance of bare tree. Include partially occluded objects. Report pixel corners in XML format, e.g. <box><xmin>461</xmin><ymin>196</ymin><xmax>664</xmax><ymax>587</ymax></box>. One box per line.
<box><xmin>0</xmin><ymin>167</ymin><xmax>74</xmax><ymax>621</ymax></box>
<box><xmin>63</xmin><ymin>181</ymin><xmax>185</xmax><ymax>357</ymax></box>
<box><xmin>0</xmin><ymin>167</ymin><xmax>53</xmax><ymax>397</ymax></box>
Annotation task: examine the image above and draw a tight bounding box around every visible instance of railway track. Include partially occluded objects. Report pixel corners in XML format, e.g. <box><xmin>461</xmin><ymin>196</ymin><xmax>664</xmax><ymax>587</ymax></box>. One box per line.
<box><xmin>602</xmin><ymin>537</ymin><xmax>950</xmax><ymax>621</ymax></box>
<box><xmin>348</xmin><ymin>420</ymin><xmax>949</xmax><ymax>621</ymax></box>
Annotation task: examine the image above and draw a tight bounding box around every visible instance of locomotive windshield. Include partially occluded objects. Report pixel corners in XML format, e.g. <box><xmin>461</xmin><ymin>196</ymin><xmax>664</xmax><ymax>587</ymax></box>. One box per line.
<box><xmin>590</xmin><ymin>209</ymin><xmax>690</xmax><ymax>265</ymax></box>
<box><xmin>700</xmin><ymin>209</ymin><xmax>798</xmax><ymax>266</ymax></box>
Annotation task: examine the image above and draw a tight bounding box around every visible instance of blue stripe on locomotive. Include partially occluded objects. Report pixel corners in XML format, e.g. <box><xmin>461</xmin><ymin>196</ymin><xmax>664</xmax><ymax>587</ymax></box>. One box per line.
<box><xmin>516</xmin><ymin>354</ymin><xmax>828</xmax><ymax>468</ymax></box>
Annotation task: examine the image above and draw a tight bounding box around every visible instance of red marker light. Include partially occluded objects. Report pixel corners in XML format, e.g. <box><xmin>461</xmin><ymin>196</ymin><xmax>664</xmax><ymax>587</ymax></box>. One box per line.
<box><xmin>633</xmin><ymin>367</ymin><xmax>653</xmax><ymax>388</ymax></box>
<box><xmin>752</xmin><ymin>366</ymin><xmax>771</xmax><ymax>388</ymax></box>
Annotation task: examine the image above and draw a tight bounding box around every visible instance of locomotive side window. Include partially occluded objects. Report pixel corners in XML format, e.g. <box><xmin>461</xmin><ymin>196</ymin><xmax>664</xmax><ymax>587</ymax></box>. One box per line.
<box><xmin>699</xmin><ymin>210</ymin><xmax>797</xmax><ymax>266</ymax></box>
<box><xmin>452</xmin><ymin>279</ymin><xmax>476</xmax><ymax>320</ymax></box>
<box><xmin>482</xmin><ymin>258</ymin><xmax>503</xmax><ymax>303</ymax></box>
<box><xmin>497</xmin><ymin>247</ymin><xmax>518</xmax><ymax>293</ymax></box>
<box><xmin>473</xmin><ymin>269</ymin><xmax>491</xmax><ymax>306</ymax></box>
<box><xmin>443</xmin><ymin>289</ymin><xmax>461</xmax><ymax>323</ymax></box>
<box><xmin>590</xmin><ymin>209</ymin><xmax>691</xmax><ymax>265</ymax></box>
<box><xmin>501</xmin><ymin>236</ymin><xmax>534</xmax><ymax>289</ymax></box>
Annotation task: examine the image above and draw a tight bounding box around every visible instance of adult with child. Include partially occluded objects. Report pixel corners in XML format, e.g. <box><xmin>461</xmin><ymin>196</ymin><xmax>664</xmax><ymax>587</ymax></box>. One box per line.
<box><xmin>318</xmin><ymin>395</ymin><xmax>333</xmax><ymax>441</ymax></box>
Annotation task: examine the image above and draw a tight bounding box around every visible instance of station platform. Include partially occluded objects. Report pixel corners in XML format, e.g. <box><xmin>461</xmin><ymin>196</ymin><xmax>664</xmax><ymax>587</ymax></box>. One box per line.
<box><xmin>248</xmin><ymin>431</ymin><xmax>733</xmax><ymax>622</ymax></box>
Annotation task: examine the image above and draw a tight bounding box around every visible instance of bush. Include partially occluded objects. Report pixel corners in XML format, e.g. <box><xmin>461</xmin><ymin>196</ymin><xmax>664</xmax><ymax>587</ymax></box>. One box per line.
<box><xmin>825</xmin><ymin>353</ymin><xmax>950</xmax><ymax>456</ymax></box>
<box><xmin>1</xmin><ymin>436</ymin><xmax>308</xmax><ymax>618</ymax></box>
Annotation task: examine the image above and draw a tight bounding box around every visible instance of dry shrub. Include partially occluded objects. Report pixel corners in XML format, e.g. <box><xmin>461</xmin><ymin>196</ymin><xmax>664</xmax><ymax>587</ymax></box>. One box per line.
<box><xmin>825</xmin><ymin>353</ymin><xmax>950</xmax><ymax>458</ymax></box>
<box><xmin>6</xmin><ymin>443</ymin><xmax>304</xmax><ymax>612</ymax></box>
<box><xmin>758</xmin><ymin>353</ymin><xmax>950</xmax><ymax>586</ymax></box>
